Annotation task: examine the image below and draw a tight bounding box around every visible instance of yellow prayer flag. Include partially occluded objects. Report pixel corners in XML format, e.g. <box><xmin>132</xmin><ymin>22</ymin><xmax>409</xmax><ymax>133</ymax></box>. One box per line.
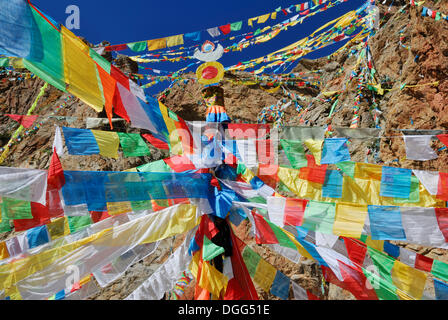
<box><xmin>189</xmin><ymin>250</ymin><xmax>201</xmax><ymax>280</ymax></box>
<box><xmin>47</xmin><ymin>217</ymin><xmax>71</xmax><ymax>240</ymax></box>
<box><xmin>333</xmin><ymin>203</ymin><xmax>367</xmax><ymax>238</ymax></box>
<box><xmin>91</xmin><ymin>130</ymin><xmax>120</xmax><ymax>159</ymax></box>
<box><xmin>257</xmin><ymin>14</ymin><xmax>270</xmax><ymax>24</ymax></box>
<box><xmin>391</xmin><ymin>260</ymin><xmax>427</xmax><ymax>300</ymax></box>
<box><xmin>166</xmin><ymin>35</ymin><xmax>184</xmax><ymax>47</ymax></box>
<box><xmin>354</xmin><ymin>162</ymin><xmax>383</xmax><ymax>181</ymax></box>
<box><xmin>304</xmin><ymin>139</ymin><xmax>323</xmax><ymax>165</ymax></box>
<box><xmin>0</xmin><ymin>242</ymin><xmax>9</xmax><ymax>261</ymax></box>
<box><xmin>9</xmin><ymin>57</ymin><xmax>24</xmax><ymax>69</ymax></box>
<box><xmin>107</xmin><ymin>202</ymin><xmax>133</xmax><ymax>215</ymax></box>
<box><xmin>4</xmin><ymin>286</ymin><xmax>22</xmax><ymax>300</ymax></box>
<box><xmin>61</xmin><ymin>26</ymin><xmax>104</xmax><ymax>112</ymax></box>
<box><xmin>198</xmin><ymin>261</ymin><xmax>229</xmax><ymax>298</ymax></box>
<box><xmin>248</xmin><ymin>18</ymin><xmax>256</xmax><ymax>27</ymax></box>
<box><xmin>365</xmin><ymin>236</ymin><xmax>384</xmax><ymax>252</ymax></box>
<box><xmin>253</xmin><ymin>259</ymin><xmax>277</xmax><ymax>293</ymax></box>
<box><xmin>147</xmin><ymin>38</ymin><xmax>167</xmax><ymax>51</ymax></box>
<box><xmin>271</xmin><ymin>12</ymin><xmax>277</xmax><ymax>20</ymax></box>
<box><xmin>158</xmin><ymin>101</ymin><xmax>182</xmax><ymax>155</ymax></box>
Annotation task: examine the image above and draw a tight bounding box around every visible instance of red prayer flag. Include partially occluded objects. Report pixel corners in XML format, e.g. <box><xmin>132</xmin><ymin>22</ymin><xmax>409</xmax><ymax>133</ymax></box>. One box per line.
<box><xmin>46</xmin><ymin>188</ymin><xmax>64</xmax><ymax>219</ymax></box>
<box><xmin>164</xmin><ymin>155</ymin><xmax>196</xmax><ymax>172</ymax></box>
<box><xmin>105</xmin><ymin>44</ymin><xmax>128</xmax><ymax>52</ymax></box>
<box><xmin>252</xmin><ymin>211</ymin><xmax>278</xmax><ymax>244</ymax></box>
<box><xmin>437</xmin><ymin>134</ymin><xmax>448</xmax><ymax>148</ymax></box>
<box><xmin>414</xmin><ymin>254</ymin><xmax>433</xmax><ymax>272</ymax></box>
<box><xmin>90</xmin><ymin>211</ymin><xmax>111</xmax><ymax>224</ymax></box>
<box><xmin>437</xmin><ymin>172</ymin><xmax>448</xmax><ymax>201</ymax></box>
<box><xmin>13</xmin><ymin>202</ymin><xmax>51</xmax><ymax>232</ymax></box>
<box><xmin>284</xmin><ymin>198</ymin><xmax>307</xmax><ymax>227</ymax></box>
<box><xmin>96</xmin><ymin>64</ymin><xmax>116</xmax><ymax>129</ymax></box>
<box><xmin>343</xmin><ymin>238</ymin><xmax>367</xmax><ymax>269</ymax></box>
<box><xmin>257</xmin><ymin>163</ymin><xmax>279</xmax><ymax>189</ymax></box>
<box><xmin>48</xmin><ymin>148</ymin><xmax>65</xmax><ymax>190</ymax></box>
<box><xmin>306</xmin><ymin>291</ymin><xmax>320</xmax><ymax>300</ymax></box>
<box><xmin>112</xmin><ymin>84</ymin><xmax>131</xmax><ymax>122</ymax></box>
<box><xmin>110</xmin><ymin>65</ymin><xmax>130</xmax><ymax>90</ymax></box>
<box><xmin>299</xmin><ymin>167</ymin><xmax>327</xmax><ymax>184</ymax></box>
<box><xmin>219</xmin><ymin>24</ymin><xmax>231</xmax><ymax>35</ymax></box>
<box><xmin>142</xmin><ymin>133</ymin><xmax>170</xmax><ymax>150</ymax></box>
<box><xmin>435</xmin><ymin>208</ymin><xmax>448</xmax><ymax>242</ymax></box>
<box><xmin>229</xmin><ymin>231</ymin><xmax>259</xmax><ymax>300</ymax></box>
<box><xmin>338</xmin><ymin>261</ymin><xmax>378</xmax><ymax>300</ymax></box>
<box><xmin>6</xmin><ymin>114</ymin><xmax>38</xmax><ymax>128</ymax></box>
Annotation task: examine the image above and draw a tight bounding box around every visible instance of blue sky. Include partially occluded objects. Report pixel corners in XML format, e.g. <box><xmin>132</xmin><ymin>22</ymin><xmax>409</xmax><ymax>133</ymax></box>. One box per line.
<box><xmin>32</xmin><ymin>0</ymin><xmax>367</xmax><ymax>95</ymax></box>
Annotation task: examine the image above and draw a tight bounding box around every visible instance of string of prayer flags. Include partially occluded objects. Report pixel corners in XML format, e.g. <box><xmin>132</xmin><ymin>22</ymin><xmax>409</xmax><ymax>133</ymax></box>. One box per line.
<box><xmin>62</xmin><ymin>127</ymin><xmax>153</xmax><ymax>158</ymax></box>
<box><xmin>241</xmin><ymin>244</ymin><xmax>291</xmax><ymax>300</ymax></box>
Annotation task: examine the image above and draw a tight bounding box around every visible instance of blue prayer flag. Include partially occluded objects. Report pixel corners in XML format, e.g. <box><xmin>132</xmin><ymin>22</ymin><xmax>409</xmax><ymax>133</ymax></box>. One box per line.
<box><xmin>184</xmin><ymin>31</ymin><xmax>202</xmax><ymax>42</ymax></box>
<box><xmin>321</xmin><ymin>138</ymin><xmax>351</xmax><ymax>164</ymax></box>
<box><xmin>380</xmin><ymin>166</ymin><xmax>412</xmax><ymax>198</ymax></box>
<box><xmin>322</xmin><ymin>170</ymin><xmax>343</xmax><ymax>198</ymax></box>
<box><xmin>62</xmin><ymin>127</ymin><xmax>100</xmax><ymax>156</ymax></box>
<box><xmin>26</xmin><ymin>225</ymin><xmax>49</xmax><ymax>249</ymax></box>
<box><xmin>368</xmin><ymin>206</ymin><xmax>406</xmax><ymax>240</ymax></box>
<box><xmin>383</xmin><ymin>241</ymin><xmax>400</xmax><ymax>259</ymax></box>
<box><xmin>270</xmin><ymin>271</ymin><xmax>290</xmax><ymax>300</ymax></box>
<box><xmin>434</xmin><ymin>278</ymin><xmax>448</xmax><ymax>300</ymax></box>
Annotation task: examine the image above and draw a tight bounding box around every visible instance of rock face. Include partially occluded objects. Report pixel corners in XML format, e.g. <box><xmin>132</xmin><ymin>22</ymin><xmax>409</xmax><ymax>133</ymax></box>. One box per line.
<box><xmin>0</xmin><ymin>1</ymin><xmax>448</xmax><ymax>300</ymax></box>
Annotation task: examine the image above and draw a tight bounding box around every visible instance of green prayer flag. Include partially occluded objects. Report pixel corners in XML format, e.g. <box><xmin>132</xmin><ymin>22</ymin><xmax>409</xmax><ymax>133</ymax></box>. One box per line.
<box><xmin>203</xmin><ymin>235</ymin><xmax>225</xmax><ymax>261</ymax></box>
<box><xmin>280</xmin><ymin>139</ymin><xmax>308</xmax><ymax>169</ymax></box>
<box><xmin>138</xmin><ymin>160</ymin><xmax>172</xmax><ymax>173</ymax></box>
<box><xmin>89</xmin><ymin>48</ymin><xmax>111</xmax><ymax>74</ymax></box>
<box><xmin>131</xmin><ymin>200</ymin><xmax>152</xmax><ymax>212</ymax></box>
<box><xmin>278</xmin><ymin>181</ymin><xmax>293</xmax><ymax>194</ymax></box>
<box><xmin>242</xmin><ymin>246</ymin><xmax>261</xmax><ymax>277</ymax></box>
<box><xmin>0</xmin><ymin>208</ymin><xmax>11</xmax><ymax>233</ymax></box>
<box><xmin>168</xmin><ymin>109</ymin><xmax>179</xmax><ymax>121</ymax></box>
<box><xmin>230</xmin><ymin>21</ymin><xmax>243</xmax><ymax>31</ymax></box>
<box><xmin>67</xmin><ymin>215</ymin><xmax>93</xmax><ymax>234</ymax></box>
<box><xmin>118</xmin><ymin>132</ymin><xmax>151</xmax><ymax>157</ymax></box>
<box><xmin>1</xmin><ymin>198</ymin><xmax>33</xmax><ymax>220</ymax></box>
<box><xmin>366</xmin><ymin>247</ymin><xmax>399</xmax><ymax>300</ymax></box>
<box><xmin>394</xmin><ymin>176</ymin><xmax>420</xmax><ymax>203</ymax></box>
<box><xmin>335</xmin><ymin>161</ymin><xmax>355</xmax><ymax>178</ymax></box>
<box><xmin>236</xmin><ymin>162</ymin><xmax>248</xmax><ymax>176</ymax></box>
<box><xmin>127</xmin><ymin>41</ymin><xmax>147</xmax><ymax>52</ymax></box>
<box><xmin>302</xmin><ymin>201</ymin><xmax>336</xmax><ymax>234</ymax></box>
<box><xmin>266</xmin><ymin>220</ymin><xmax>296</xmax><ymax>249</ymax></box>
<box><xmin>254</xmin><ymin>28</ymin><xmax>262</xmax><ymax>36</ymax></box>
<box><xmin>431</xmin><ymin>260</ymin><xmax>448</xmax><ymax>282</ymax></box>
<box><xmin>0</xmin><ymin>57</ymin><xmax>9</xmax><ymax>68</ymax></box>
<box><xmin>23</xmin><ymin>8</ymin><xmax>66</xmax><ymax>92</ymax></box>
